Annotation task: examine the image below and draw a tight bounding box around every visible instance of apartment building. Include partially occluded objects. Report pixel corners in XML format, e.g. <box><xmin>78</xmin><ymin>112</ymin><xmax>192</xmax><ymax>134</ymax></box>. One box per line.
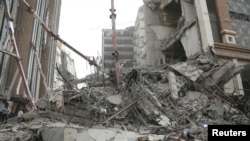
<box><xmin>102</xmin><ymin>27</ymin><xmax>135</xmax><ymax>71</ymax></box>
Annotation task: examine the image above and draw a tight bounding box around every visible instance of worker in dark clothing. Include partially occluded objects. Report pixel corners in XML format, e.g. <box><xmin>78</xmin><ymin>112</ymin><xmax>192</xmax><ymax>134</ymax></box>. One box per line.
<box><xmin>1</xmin><ymin>105</ymin><xmax>10</xmax><ymax>124</ymax></box>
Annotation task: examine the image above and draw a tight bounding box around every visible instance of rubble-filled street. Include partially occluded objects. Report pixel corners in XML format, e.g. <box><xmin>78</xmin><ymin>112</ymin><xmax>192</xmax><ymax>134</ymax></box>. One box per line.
<box><xmin>1</xmin><ymin>0</ymin><xmax>250</xmax><ymax>141</ymax></box>
<box><xmin>1</xmin><ymin>55</ymin><xmax>249</xmax><ymax>141</ymax></box>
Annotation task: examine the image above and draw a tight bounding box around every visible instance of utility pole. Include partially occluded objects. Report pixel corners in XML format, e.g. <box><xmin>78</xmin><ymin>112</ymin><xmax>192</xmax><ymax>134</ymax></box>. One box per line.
<box><xmin>110</xmin><ymin>0</ymin><xmax>120</xmax><ymax>86</ymax></box>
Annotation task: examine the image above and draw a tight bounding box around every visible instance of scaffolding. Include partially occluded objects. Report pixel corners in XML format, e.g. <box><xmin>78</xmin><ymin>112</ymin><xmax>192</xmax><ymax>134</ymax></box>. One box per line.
<box><xmin>0</xmin><ymin>0</ymin><xmax>101</xmax><ymax>109</ymax></box>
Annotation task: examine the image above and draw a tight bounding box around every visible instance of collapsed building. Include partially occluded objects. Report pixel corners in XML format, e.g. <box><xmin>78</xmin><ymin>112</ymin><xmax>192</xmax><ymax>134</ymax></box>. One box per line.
<box><xmin>137</xmin><ymin>0</ymin><xmax>250</xmax><ymax>96</ymax></box>
<box><xmin>0</xmin><ymin>0</ymin><xmax>250</xmax><ymax>141</ymax></box>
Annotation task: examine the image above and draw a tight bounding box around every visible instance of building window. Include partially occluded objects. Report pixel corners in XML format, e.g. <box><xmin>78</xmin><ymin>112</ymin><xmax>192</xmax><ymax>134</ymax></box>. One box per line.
<box><xmin>206</xmin><ymin>0</ymin><xmax>222</xmax><ymax>42</ymax></box>
<box><xmin>229</xmin><ymin>12</ymin><xmax>250</xmax><ymax>22</ymax></box>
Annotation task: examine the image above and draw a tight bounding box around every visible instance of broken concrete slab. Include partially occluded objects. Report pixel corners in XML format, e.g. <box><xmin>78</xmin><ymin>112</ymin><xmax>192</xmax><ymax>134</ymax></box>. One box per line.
<box><xmin>170</xmin><ymin>62</ymin><xmax>203</xmax><ymax>81</ymax></box>
<box><xmin>205</xmin><ymin>62</ymin><xmax>244</xmax><ymax>87</ymax></box>
<box><xmin>186</xmin><ymin>91</ymin><xmax>204</xmax><ymax>100</ymax></box>
<box><xmin>106</xmin><ymin>95</ymin><xmax>122</xmax><ymax>105</ymax></box>
<box><xmin>157</xmin><ymin>115</ymin><xmax>171</xmax><ymax>127</ymax></box>
<box><xmin>181</xmin><ymin>24</ymin><xmax>202</xmax><ymax>57</ymax></box>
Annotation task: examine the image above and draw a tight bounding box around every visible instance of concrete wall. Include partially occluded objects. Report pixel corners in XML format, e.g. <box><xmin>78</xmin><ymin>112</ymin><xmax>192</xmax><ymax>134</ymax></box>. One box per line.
<box><xmin>134</xmin><ymin>5</ymin><xmax>163</xmax><ymax>66</ymax></box>
<box><xmin>227</xmin><ymin>0</ymin><xmax>250</xmax><ymax>48</ymax></box>
<box><xmin>7</xmin><ymin>0</ymin><xmax>37</xmax><ymax>98</ymax></box>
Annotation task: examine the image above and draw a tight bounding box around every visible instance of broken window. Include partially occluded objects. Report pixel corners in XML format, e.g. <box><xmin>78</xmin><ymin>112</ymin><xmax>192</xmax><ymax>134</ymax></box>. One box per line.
<box><xmin>160</xmin><ymin>0</ymin><xmax>182</xmax><ymax>28</ymax></box>
<box><xmin>163</xmin><ymin>41</ymin><xmax>187</xmax><ymax>64</ymax></box>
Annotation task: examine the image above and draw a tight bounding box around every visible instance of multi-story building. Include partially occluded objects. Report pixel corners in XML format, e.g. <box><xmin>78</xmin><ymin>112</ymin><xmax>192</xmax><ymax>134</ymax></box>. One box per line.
<box><xmin>135</xmin><ymin>0</ymin><xmax>250</xmax><ymax>96</ymax></box>
<box><xmin>0</xmin><ymin>0</ymin><xmax>62</xmax><ymax>101</ymax></box>
<box><xmin>102</xmin><ymin>27</ymin><xmax>135</xmax><ymax>71</ymax></box>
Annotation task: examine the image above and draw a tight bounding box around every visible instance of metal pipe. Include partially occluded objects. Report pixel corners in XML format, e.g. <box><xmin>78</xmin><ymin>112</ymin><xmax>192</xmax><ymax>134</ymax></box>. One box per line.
<box><xmin>21</xmin><ymin>0</ymin><xmax>98</xmax><ymax>68</ymax></box>
<box><xmin>2</xmin><ymin>35</ymin><xmax>10</xmax><ymax>50</ymax></box>
<box><xmin>0</xmin><ymin>49</ymin><xmax>22</xmax><ymax>59</ymax></box>
<box><xmin>31</xmin><ymin>44</ymin><xmax>49</xmax><ymax>92</ymax></box>
<box><xmin>110</xmin><ymin>0</ymin><xmax>120</xmax><ymax>86</ymax></box>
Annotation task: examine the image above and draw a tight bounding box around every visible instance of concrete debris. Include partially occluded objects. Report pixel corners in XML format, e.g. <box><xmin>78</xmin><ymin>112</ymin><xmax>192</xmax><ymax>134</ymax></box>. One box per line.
<box><xmin>170</xmin><ymin>62</ymin><xmax>203</xmax><ymax>81</ymax></box>
<box><xmin>143</xmin><ymin>0</ymin><xmax>161</xmax><ymax>10</ymax></box>
<box><xmin>106</xmin><ymin>95</ymin><xmax>122</xmax><ymax>105</ymax></box>
<box><xmin>47</xmin><ymin>88</ymin><xmax>64</xmax><ymax>109</ymax></box>
<box><xmin>1</xmin><ymin>56</ymin><xmax>250</xmax><ymax>141</ymax></box>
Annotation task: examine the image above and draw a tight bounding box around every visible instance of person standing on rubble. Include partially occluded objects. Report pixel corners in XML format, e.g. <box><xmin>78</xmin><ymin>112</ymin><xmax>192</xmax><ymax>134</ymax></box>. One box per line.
<box><xmin>1</xmin><ymin>104</ymin><xmax>10</xmax><ymax>124</ymax></box>
<box><xmin>17</xmin><ymin>109</ymin><xmax>24</xmax><ymax>124</ymax></box>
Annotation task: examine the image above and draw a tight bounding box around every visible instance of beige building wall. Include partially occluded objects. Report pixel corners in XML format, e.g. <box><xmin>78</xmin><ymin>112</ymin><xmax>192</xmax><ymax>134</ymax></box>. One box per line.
<box><xmin>0</xmin><ymin>0</ymin><xmax>62</xmax><ymax>100</ymax></box>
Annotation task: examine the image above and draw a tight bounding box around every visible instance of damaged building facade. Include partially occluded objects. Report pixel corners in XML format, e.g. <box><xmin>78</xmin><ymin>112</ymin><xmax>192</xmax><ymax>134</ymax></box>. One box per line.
<box><xmin>136</xmin><ymin>0</ymin><xmax>250</xmax><ymax>96</ymax></box>
<box><xmin>54</xmin><ymin>42</ymin><xmax>77</xmax><ymax>90</ymax></box>
<box><xmin>0</xmin><ymin>0</ymin><xmax>61</xmax><ymax>108</ymax></box>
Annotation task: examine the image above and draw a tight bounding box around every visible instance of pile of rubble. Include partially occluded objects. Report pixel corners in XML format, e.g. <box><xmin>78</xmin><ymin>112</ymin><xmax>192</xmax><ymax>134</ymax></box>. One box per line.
<box><xmin>1</xmin><ymin>55</ymin><xmax>250</xmax><ymax>141</ymax></box>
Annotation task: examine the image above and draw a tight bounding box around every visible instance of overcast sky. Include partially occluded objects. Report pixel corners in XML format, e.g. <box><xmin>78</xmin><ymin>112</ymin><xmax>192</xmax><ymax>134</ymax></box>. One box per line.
<box><xmin>59</xmin><ymin>0</ymin><xmax>143</xmax><ymax>79</ymax></box>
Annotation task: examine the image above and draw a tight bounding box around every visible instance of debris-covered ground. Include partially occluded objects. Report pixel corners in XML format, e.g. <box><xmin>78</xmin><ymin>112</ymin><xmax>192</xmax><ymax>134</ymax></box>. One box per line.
<box><xmin>1</xmin><ymin>55</ymin><xmax>250</xmax><ymax>141</ymax></box>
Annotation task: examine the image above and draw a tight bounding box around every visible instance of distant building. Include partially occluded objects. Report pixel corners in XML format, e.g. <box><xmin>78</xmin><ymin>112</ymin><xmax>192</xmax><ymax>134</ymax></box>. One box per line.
<box><xmin>102</xmin><ymin>27</ymin><xmax>135</xmax><ymax>71</ymax></box>
<box><xmin>0</xmin><ymin>0</ymin><xmax>62</xmax><ymax>100</ymax></box>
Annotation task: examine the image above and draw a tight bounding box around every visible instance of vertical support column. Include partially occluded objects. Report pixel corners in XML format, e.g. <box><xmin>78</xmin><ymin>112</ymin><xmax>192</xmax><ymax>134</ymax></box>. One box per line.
<box><xmin>232</xmin><ymin>59</ymin><xmax>244</xmax><ymax>95</ymax></box>
<box><xmin>194</xmin><ymin>0</ymin><xmax>214</xmax><ymax>54</ymax></box>
<box><xmin>214</xmin><ymin>0</ymin><xmax>236</xmax><ymax>44</ymax></box>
